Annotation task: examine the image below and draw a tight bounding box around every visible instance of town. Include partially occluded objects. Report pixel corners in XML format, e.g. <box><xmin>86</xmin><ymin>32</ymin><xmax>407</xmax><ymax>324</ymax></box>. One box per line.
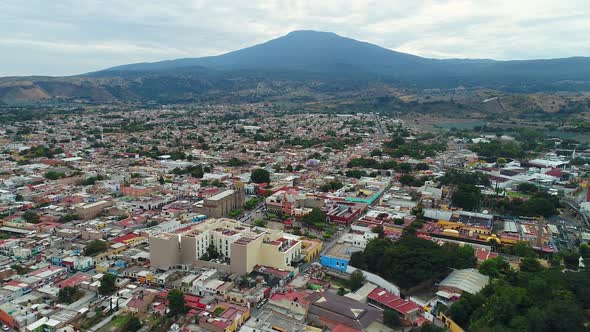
<box><xmin>0</xmin><ymin>103</ymin><xmax>589</xmax><ymax>332</ymax></box>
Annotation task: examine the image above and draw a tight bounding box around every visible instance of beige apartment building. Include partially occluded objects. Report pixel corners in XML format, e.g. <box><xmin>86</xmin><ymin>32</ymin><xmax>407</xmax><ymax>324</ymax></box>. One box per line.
<box><xmin>149</xmin><ymin>218</ymin><xmax>302</xmax><ymax>274</ymax></box>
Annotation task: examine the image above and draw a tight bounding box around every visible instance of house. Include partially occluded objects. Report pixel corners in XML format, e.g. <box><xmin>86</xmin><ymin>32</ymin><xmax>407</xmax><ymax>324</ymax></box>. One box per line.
<box><xmin>367</xmin><ymin>287</ymin><xmax>422</xmax><ymax>323</ymax></box>
<box><xmin>267</xmin><ymin>289</ymin><xmax>311</xmax><ymax>321</ymax></box>
<box><xmin>320</xmin><ymin>242</ymin><xmax>361</xmax><ymax>272</ymax></box>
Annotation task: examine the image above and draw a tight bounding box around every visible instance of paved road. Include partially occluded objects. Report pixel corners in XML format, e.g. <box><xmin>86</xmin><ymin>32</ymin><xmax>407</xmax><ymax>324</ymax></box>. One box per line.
<box><xmin>238</xmin><ymin>203</ymin><xmax>266</xmax><ymax>224</ymax></box>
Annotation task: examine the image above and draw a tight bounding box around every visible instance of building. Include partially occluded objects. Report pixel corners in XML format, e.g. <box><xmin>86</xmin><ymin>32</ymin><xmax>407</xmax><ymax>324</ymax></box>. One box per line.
<box><xmin>149</xmin><ymin>218</ymin><xmax>303</xmax><ymax>274</ymax></box>
<box><xmin>267</xmin><ymin>289</ymin><xmax>311</xmax><ymax>321</ymax></box>
<box><xmin>265</xmin><ymin>188</ymin><xmax>321</xmax><ymax>217</ymax></box>
<box><xmin>307</xmin><ymin>291</ymin><xmax>382</xmax><ymax>331</ymax></box>
<box><xmin>438</xmin><ymin>268</ymin><xmax>490</xmax><ymax>295</ymax></box>
<box><xmin>196</xmin><ymin>188</ymin><xmax>245</xmax><ymax>218</ymax></box>
<box><xmin>367</xmin><ymin>287</ymin><xmax>422</xmax><ymax>323</ymax></box>
<box><xmin>320</xmin><ymin>242</ymin><xmax>361</xmax><ymax>272</ymax></box>
<box><xmin>300</xmin><ymin>239</ymin><xmax>322</xmax><ymax>263</ymax></box>
<box><xmin>324</xmin><ymin>201</ymin><xmax>366</xmax><ymax>225</ymax></box>
<box><xmin>74</xmin><ymin>200</ymin><xmax>113</xmax><ymax>220</ymax></box>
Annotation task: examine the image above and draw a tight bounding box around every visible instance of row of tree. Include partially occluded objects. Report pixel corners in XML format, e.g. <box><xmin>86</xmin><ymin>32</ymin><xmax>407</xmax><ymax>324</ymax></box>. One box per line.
<box><xmin>448</xmin><ymin>257</ymin><xmax>589</xmax><ymax>331</ymax></box>
<box><xmin>350</xmin><ymin>236</ymin><xmax>476</xmax><ymax>289</ymax></box>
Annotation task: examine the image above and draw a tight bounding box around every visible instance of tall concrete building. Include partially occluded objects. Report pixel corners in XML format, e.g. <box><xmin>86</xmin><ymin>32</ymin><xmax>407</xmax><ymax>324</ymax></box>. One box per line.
<box><xmin>196</xmin><ymin>185</ymin><xmax>245</xmax><ymax>218</ymax></box>
<box><xmin>149</xmin><ymin>218</ymin><xmax>303</xmax><ymax>274</ymax></box>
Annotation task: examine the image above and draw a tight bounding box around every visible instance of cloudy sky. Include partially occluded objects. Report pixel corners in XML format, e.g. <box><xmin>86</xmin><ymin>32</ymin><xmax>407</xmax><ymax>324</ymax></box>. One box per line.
<box><xmin>1</xmin><ymin>0</ymin><xmax>589</xmax><ymax>76</ymax></box>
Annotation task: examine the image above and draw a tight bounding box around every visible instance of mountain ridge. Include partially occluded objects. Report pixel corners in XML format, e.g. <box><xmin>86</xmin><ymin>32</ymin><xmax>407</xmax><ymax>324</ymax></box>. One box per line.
<box><xmin>2</xmin><ymin>30</ymin><xmax>590</xmax><ymax>103</ymax></box>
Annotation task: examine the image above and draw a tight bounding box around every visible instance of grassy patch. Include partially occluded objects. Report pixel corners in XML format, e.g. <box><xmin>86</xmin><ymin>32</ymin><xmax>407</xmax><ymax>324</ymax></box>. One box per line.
<box><xmin>98</xmin><ymin>315</ymin><xmax>131</xmax><ymax>332</ymax></box>
<box><xmin>213</xmin><ymin>307</ymin><xmax>226</xmax><ymax>316</ymax></box>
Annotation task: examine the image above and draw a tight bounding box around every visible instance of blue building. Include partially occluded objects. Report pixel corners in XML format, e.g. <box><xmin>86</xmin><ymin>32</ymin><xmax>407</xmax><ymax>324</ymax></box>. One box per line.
<box><xmin>319</xmin><ymin>242</ymin><xmax>360</xmax><ymax>272</ymax></box>
<box><xmin>320</xmin><ymin>254</ymin><xmax>349</xmax><ymax>272</ymax></box>
<box><xmin>192</xmin><ymin>215</ymin><xmax>208</xmax><ymax>223</ymax></box>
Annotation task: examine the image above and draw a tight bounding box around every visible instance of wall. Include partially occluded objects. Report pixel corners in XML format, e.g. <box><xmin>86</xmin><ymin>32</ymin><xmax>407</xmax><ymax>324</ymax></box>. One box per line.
<box><xmin>149</xmin><ymin>236</ymin><xmax>180</xmax><ymax>269</ymax></box>
<box><xmin>193</xmin><ymin>260</ymin><xmax>232</xmax><ymax>274</ymax></box>
<box><xmin>439</xmin><ymin>312</ymin><xmax>465</xmax><ymax>332</ymax></box>
<box><xmin>180</xmin><ymin>236</ymin><xmax>197</xmax><ymax>265</ymax></box>
<box><xmin>320</xmin><ymin>255</ymin><xmax>348</xmax><ymax>272</ymax></box>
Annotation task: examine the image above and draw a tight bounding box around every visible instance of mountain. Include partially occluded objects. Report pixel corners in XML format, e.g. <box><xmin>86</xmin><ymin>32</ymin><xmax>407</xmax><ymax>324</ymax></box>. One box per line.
<box><xmin>102</xmin><ymin>30</ymin><xmax>428</xmax><ymax>73</ymax></box>
<box><xmin>2</xmin><ymin>30</ymin><xmax>590</xmax><ymax>103</ymax></box>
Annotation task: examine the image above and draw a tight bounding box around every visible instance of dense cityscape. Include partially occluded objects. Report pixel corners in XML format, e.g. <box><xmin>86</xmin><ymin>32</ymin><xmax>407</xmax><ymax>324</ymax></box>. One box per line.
<box><xmin>0</xmin><ymin>102</ymin><xmax>588</xmax><ymax>332</ymax></box>
<box><xmin>2</xmin><ymin>1</ymin><xmax>590</xmax><ymax>331</ymax></box>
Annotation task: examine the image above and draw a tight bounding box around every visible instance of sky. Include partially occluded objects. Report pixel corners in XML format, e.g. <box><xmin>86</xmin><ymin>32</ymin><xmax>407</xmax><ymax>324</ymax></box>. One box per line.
<box><xmin>1</xmin><ymin>0</ymin><xmax>589</xmax><ymax>76</ymax></box>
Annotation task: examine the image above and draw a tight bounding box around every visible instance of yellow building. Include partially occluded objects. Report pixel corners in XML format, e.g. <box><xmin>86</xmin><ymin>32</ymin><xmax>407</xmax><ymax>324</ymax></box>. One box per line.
<box><xmin>438</xmin><ymin>312</ymin><xmax>465</xmax><ymax>332</ymax></box>
<box><xmin>301</xmin><ymin>239</ymin><xmax>323</xmax><ymax>262</ymax></box>
<box><xmin>464</xmin><ymin>225</ymin><xmax>492</xmax><ymax>239</ymax></box>
<box><xmin>95</xmin><ymin>262</ymin><xmax>109</xmax><ymax>273</ymax></box>
<box><xmin>438</xmin><ymin>220</ymin><xmax>463</xmax><ymax>230</ymax></box>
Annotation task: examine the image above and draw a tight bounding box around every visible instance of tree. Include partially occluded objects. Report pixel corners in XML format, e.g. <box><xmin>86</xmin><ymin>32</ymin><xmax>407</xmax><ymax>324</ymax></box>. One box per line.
<box><xmin>44</xmin><ymin>170</ymin><xmax>65</xmax><ymax>180</ymax></box>
<box><xmin>399</xmin><ymin>174</ymin><xmax>425</xmax><ymax>187</ymax></box>
<box><xmin>158</xmin><ymin>175</ymin><xmax>165</xmax><ymax>185</ymax></box>
<box><xmin>244</xmin><ymin>197</ymin><xmax>259</xmax><ymax>210</ymax></box>
<box><xmin>372</xmin><ymin>225</ymin><xmax>385</xmax><ymax>239</ymax></box>
<box><xmin>517</xmin><ymin>182</ymin><xmax>538</xmax><ymax>193</ymax></box>
<box><xmin>348</xmin><ymin>270</ymin><xmax>366</xmax><ymax>292</ymax></box>
<box><xmin>253</xmin><ymin>219</ymin><xmax>267</xmax><ymax>227</ymax></box>
<box><xmin>451</xmin><ymin>184</ymin><xmax>481</xmax><ymax>211</ymax></box>
<box><xmin>22</xmin><ymin>211</ymin><xmax>40</xmax><ymax>223</ymax></box>
<box><xmin>479</xmin><ymin>257</ymin><xmax>510</xmax><ymax>278</ymax></box>
<box><xmin>562</xmin><ymin>249</ymin><xmax>581</xmax><ymax>270</ymax></box>
<box><xmin>10</xmin><ymin>264</ymin><xmax>30</xmax><ymax>275</ymax></box>
<box><xmin>421</xmin><ymin>323</ymin><xmax>446</xmax><ymax>332</ymax></box>
<box><xmin>124</xmin><ymin>316</ymin><xmax>142</xmax><ymax>332</ymax></box>
<box><xmin>84</xmin><ymin>240</ymin><xmax>109</xmax><ymax>256</ymax></box>
<box><xmin>58</xmin><ymin>286</ymin><xmax>82</xmax><ymax>304</ymax></box>
<box><xmin>59</xmin><ymin>213</ymin><xmax>79</xmax><ymax>223</ymax></box>
<box><xmin>302</xmin><ymin>208</ymin><xmax>326</xmax><ymax>227</ymax></box>
<box><xmin>251</xmin><ymin>169</ymin><xmax>270</xmax><ymax>184</ymax></box>
<box><xmin>350</xmin><ymin>237</ymin><xmax>471</xmax><ymax>289</ymax></box>
<box><xmin>319</xmin><ymin>181</ymin><xmax>343</xmax><ymax>192</ymax></box>
<box><xmin>200</xmin><ymin>244</ymin><xmax>220</xmax><ymax>261</ymax></box>
<box><xmin>168</xmin><ymin>289</ymin><xmax>186</xmax><ymax>316</ymax></box>
<box><xmin>229</xmin><ymin>209</ymin><xmax>242</xmax><ymax>218</ymax></box>
<box><xmin>397</xmin><ymin>163</ymin><xmax>413</xmax><ymax>173</ymax></box>
<box><xmin>444</xmin><ymin>243</ymin><xmax>476</xmax><ymax>269</ymax></box>
<box><xmin>345</xmin><ymin>169</ymin><xmax>367</xmax><ymax>179</ymax></box>
<box><xmin>98</xmin><ymin>273</ymin><xmax>117</xmax><ymax>295</ymax></box>
<box><xmin>520</xmin><ymin>257</ymin><xmax>543</xmax><ymax>273</ymax></box>
<box><xmin>383</xmin><ymin>308</ymin><xmax>401</xmax><ymax>328</ymax></box>
<box><xmin>415</xmin><ymin>163</ymin><xmax>430</xmax><ymax>171</ymax></box>
<box><xmin>513</xmin><ymin>241</ymin><xmax>536</xmax><ymax>258</ymax></box>
<box><xmin>448</xmin><ymin>259</ymin><xmax>588</xmax><ymax>332</ymax></box>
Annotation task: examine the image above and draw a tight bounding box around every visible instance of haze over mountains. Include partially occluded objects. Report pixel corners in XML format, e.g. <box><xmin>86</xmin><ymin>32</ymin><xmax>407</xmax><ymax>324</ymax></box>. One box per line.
<box><xmin>2</xmin><ymin>30</ymin><xmax>590</xmax><ymax>103</ymax></box>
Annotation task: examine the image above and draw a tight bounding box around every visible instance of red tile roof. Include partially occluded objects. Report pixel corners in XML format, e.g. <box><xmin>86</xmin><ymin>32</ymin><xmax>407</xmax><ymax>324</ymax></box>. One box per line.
<box><xmin>270</xmin><ymin>289</ymin><xmax>310</xmax><ymax>306</ymax></box>
<box><xmin>112</xmin><ymin>232</ymin><xmax>141</xmax><ymax>243</ymax></box>
<box><xmin>368</xmin><ymin>288</ymin><xmax>421</xmax><ymax>315</ymax></box>
<box><xmin>57</xmin><ymin>273</ymin><xmax>90</xmax><ymax>288</ymax></box>
<box><xmin>475</xmin><ymin>248</ymin><xmax>499</xmax><ymax>262</ymax></box>
<box><xmin>545</xmin><ymin>168</ymin><xmax>564</xmax><ymax>177</ymax></box>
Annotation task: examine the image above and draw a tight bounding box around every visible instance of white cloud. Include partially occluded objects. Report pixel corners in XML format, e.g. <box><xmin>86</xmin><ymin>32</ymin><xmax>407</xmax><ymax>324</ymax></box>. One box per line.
<box><xmin>0</xmin><ymin>0</ymin><xmax>589</xmax><ymax>75</ymax></box>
